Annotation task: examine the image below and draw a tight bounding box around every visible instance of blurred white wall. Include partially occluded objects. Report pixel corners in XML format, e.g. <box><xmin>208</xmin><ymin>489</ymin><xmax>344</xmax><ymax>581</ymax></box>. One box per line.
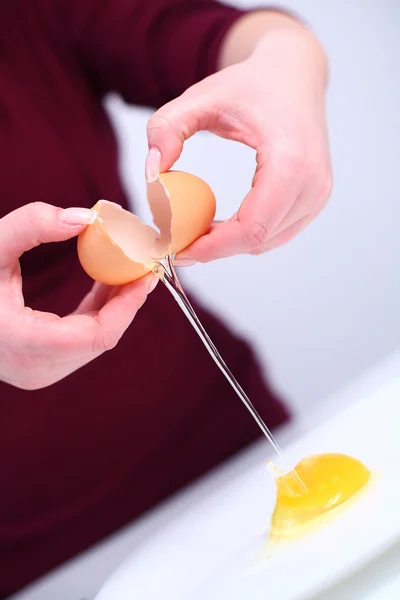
<box><xmin>105</xmin><ymin>0</ymin><xmax>400</xmax><ymax>416</ymax></box>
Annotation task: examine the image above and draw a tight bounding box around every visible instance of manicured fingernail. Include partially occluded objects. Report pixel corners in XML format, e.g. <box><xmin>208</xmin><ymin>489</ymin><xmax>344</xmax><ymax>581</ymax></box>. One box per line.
<box><xmin>148</xmin><ymin>276</ymin><xmax>159</xmax><ymax>293</ymax></box>
<box><xmin>145</xmin><ymin>147</ymin><xmax>162</xmax><ymax>183</ymax></box>
<box><xmin>59</xmin><ymin>207</ymin><xmax>97</xmax><ymax>226</ymax></box>
<box><xmin>173</xmin><ymin>257</ymin><xmax>196</xmax><ymax>267</ymax></box>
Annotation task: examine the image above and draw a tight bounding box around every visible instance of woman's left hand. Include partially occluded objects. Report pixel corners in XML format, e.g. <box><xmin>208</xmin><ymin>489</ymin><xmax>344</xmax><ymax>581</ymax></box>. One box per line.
<box><xmin>145</xmin><ymin>26</ymin><xmax>332</xmax><ymax>265</ymax></box>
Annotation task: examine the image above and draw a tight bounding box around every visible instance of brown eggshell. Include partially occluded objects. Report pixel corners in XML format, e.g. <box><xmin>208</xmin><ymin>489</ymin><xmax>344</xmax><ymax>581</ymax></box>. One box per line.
<box><xmin>147</xmin><ymin>170</ymin><xmax>216</xmax><ymax>255</ymax></box>
<box><xmin>77</xmin><ymin>200</ymin><xmax>155</xmax><ymax>285</ymax></box>
<box><xmin>78</xmin><ymin>171</ymin><xmax>217</xmax><ymax>285</ymax></box>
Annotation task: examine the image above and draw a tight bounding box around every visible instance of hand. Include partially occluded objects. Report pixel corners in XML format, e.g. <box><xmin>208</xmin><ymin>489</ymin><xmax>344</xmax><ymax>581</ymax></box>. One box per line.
<box><xmin>0</xmin><ymin>203</ymin><xmax>158</xmax><ymax>390</ymax></box>
<box><xmin>145</xmin><ymin>26</ymin><xmax>332</xmax><ymax>264</ymax></box>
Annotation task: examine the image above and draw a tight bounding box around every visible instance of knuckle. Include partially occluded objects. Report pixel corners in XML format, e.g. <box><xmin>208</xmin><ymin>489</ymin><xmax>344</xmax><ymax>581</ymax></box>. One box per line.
<box><xmin>4</xmin><ymin>355</ymin><xmax>42</xmax><ymax>390</ymax></box>
<box><xmin>23</xmin><ymin>201</ymin><xmax>48</xmax><ymax>222</ymax></box>
<box><xmin>2</xmin><ymin>328</ymin><xmax>51</xmax><ymax>390</ymax></box>
<box><xmin>4</xmin><ymin>343</ymin><xmax>28</xmax><ymax>374</ymax></box>
<box><xmin>147</xmin><ymin>107</ymin><xmax>179</xmax><ymax>135</ymax></box>
<box><xmin>22</xmin><ymin>202</ymin><xmax>50</xmax><ymax>239</ymax></box>
<box><xmin>319</xmin><ymin>171</ymin><xmax>333</xmax><ymax>204</ymax></box>
<box><xmin>309</xmin><ymin>167</ymin><xmax>333</xmax><ymax>216</ymax></box>
<box><xmin>147</xmin><ymin>106</ymin><xmax>190</xmax><ymax>142</ymax></box>
<box><xmin>92</xmin><ymin>328</ymin><xmax>119</xmax><ymax>353</ymax></box>
<box><xmin>28</xmin><ymin>201</ymin><xmax>48</xmax><ymax>211</ymax></box>
<box><xmin>249</xmin><ymin>245</ymin><xmax>265</xmax><ymax>256</ymax></box>
<box><xmin>147</xmin><ymin>113</ymin><xmax>171</xmax><ymax>135</ymax></box>
<box><xmin>242</xmin><ymin>220</ymin><xmax>269</xmax><ymax>252</ymax></box>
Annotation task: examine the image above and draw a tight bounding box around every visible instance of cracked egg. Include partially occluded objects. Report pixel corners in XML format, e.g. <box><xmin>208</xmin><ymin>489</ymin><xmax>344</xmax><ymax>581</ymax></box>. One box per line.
<box><xmin>77</xmin><ymin>170</ymin><xmax>216</xmax><ymax>285</ymax></box>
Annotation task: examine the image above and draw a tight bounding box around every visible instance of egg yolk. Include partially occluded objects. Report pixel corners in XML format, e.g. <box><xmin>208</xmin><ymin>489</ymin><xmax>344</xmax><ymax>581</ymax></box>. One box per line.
<box><xmin>269</xmin><ymin>453</ymin><xmax>371</xmax><ymax>538</ymax></box>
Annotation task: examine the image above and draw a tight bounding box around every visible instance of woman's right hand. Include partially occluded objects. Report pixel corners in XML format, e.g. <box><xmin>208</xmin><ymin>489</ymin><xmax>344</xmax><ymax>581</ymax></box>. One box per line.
<box><xmin>0</xmin><ymin>202</ymin><xmax>158</xmax><ymax>390</ymax></box>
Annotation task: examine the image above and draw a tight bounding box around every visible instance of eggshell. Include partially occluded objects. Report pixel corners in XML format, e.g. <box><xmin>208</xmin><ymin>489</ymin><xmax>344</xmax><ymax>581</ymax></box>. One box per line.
<box><xmin>146</xmin><ymin>179</ymin><xmax>172</xmax><ymax>259</ymax></box>
<box><xmin>147</xmin><ymin>170</ymin><xmax>216</xmax><ymax>255</ymax></box>
<box><xmin>78</xmin><ymin>170</ymin><xmax>217</xmax><ymax>286</ymax></box>
<box><xmin>77</xmin><ymin>200</ymin><xmax>155</xmax><ymax>286</ymax></box>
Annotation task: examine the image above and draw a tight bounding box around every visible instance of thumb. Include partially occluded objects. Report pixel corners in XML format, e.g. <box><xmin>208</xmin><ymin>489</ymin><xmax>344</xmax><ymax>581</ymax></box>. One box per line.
<box><xmin>145</xmin><ymin>94</ymin><xmax>206</xmax><ymax>182</ymax></box>
<box><xmin>0</xmin><ymin>202</ymin><xmax>96</xmax><ymax>270</ymax></box>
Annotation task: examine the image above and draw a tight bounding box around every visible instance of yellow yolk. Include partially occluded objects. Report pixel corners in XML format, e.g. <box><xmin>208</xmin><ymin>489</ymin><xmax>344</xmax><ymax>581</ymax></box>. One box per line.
<box><xmin>269</xmin><ymin>453</ymin><xmax>371</xmax><ymax>538</ymax></box>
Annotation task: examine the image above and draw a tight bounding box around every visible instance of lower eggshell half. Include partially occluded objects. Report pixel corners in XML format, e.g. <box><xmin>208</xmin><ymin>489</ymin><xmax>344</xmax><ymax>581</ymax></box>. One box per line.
<box><xmin>77</xmin><ymin>219</ymin><xmax>151</xmax><ymax>286</ymax></box>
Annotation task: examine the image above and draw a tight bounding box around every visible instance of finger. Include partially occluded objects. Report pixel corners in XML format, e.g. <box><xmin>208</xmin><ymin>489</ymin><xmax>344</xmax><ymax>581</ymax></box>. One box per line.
<box><xmin>4</xmin><ymin>274</ymin><xmax>159</xmax><ymax>390</ymax></box>
<box><xmin>258</xmin><ymin>216</ymin><xmax>310</xmax><ymax>252</ymax></box>
<box><xmin>175</xmin><ymin>157</ymin><xmax>301</xmax><ymax>263</ymax></box>
<box><xmin>145</xmin><ymin>92</ymin><xmax>207</xmax><ymax>181</ymax></box>
<box><xmin>97</xmin><ymin>274</ymin><xmax>158</xmax><ymax>334</ymax></box>
<box><xmin>0</xmin><ymin>203</ymin><xmax>96</xmax><ymax>271</ymax></box>
<box><xmin>73</xmin><ymin>281</ymin><xmax>117</xmax><ymax>315</ymax></box>
<box><xmin>269</xmin><ymin>195</ymin><xmax>304</xmax><ymax>238</ymax></box>
<box><xmin>53</xmin><ymin>274</ymin><xmax>159</xmax><ymax>355</ymax></box>
<box><xmin>269</xmin><ymin>169</ymin><xmax>332</xmax><ymax>240</ymax></box>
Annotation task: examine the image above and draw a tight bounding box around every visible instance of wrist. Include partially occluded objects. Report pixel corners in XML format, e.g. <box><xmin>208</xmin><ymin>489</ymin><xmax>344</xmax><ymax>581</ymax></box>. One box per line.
<box><xmin>252</xmin><ymin>23</ymin><xmax>328</xmax><ymax>91</ymax></box>
<box><xmin>219</xmin><ymin>9</ymin><xmax>328</xmax><ymax>87</ymax></box>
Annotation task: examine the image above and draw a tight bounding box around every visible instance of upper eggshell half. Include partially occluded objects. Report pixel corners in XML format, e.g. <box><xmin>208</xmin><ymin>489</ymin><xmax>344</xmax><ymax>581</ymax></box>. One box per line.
<box><xmin>147</xmin><ymin>170</ymin><xmax>216</xmax><ymax>255</ymax></box>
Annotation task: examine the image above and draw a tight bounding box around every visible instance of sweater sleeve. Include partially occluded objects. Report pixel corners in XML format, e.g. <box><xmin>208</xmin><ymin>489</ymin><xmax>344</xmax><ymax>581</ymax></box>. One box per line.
<box><xmin>55</xmin><ymin>0</ymin><xmax>247</xmax><ymax>108</ymax></box>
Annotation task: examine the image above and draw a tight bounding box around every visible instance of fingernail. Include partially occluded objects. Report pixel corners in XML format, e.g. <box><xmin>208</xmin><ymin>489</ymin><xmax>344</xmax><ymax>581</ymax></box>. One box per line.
<box><xmin>148</xmin><ymin>276</ymin><xmax>159</xmax><ymax>293</ymax></box>
<box><xmin>173</xmin><ymin>257</ymin><xmax>196</xmax><ymax>267</ymax></box>
<box><xmin>145</xmin><ymin>147</ymin><xmax>162</xmax><ymax>183</ymax></box>
<box><xmin>59</xmin><ymin>207</ymin><xmax>97</xmax><ymax>226</ymax></box>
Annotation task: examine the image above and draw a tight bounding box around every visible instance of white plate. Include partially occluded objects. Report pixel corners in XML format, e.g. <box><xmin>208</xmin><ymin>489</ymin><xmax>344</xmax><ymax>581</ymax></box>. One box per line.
<box><xmin>96</xmin><ymin>379</ymin><xmax>400</xmax><ymax>600</ymax></box>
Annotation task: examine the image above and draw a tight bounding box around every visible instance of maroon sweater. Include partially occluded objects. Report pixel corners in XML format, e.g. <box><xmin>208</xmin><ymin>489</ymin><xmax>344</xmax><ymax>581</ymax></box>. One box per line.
<box><xmin>0</xmin><ymin>1</ymin><xmax>289</xmax><ymax>595</ymax></box>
